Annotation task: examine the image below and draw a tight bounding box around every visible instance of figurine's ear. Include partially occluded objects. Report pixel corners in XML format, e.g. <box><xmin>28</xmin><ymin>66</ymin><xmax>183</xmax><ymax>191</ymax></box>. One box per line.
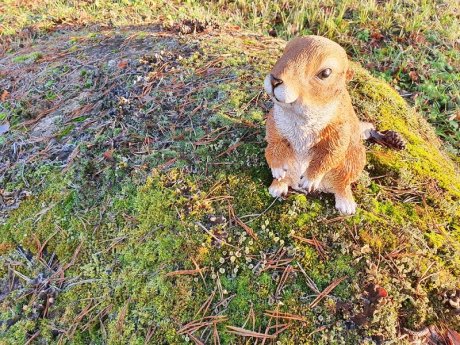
<box><xmin>346</xmin><ymin>68</ymin><xmax>354</xmax><ymax>81</ymax></box>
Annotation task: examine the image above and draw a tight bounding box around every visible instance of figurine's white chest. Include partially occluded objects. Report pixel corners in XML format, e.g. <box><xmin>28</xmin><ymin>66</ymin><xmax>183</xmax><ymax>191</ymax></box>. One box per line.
<box><xmin>273</xmin><ymin>104</ymin><xmax>333</xmax><ymax>156</ymax></box>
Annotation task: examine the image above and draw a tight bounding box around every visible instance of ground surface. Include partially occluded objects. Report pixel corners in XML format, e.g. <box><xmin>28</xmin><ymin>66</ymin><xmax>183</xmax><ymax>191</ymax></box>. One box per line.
<box><xmin>0</xmin><ymin>20</ymin><xmax>460</xmax><ymax>345</ymax></box>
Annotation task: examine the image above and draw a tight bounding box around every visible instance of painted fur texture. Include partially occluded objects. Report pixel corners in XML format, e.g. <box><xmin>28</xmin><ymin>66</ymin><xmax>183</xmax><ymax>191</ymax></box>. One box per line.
<box><xmin>264</xmin><ymin>35</ymin><xmax>373</xmax><ymax>214</ymax></box>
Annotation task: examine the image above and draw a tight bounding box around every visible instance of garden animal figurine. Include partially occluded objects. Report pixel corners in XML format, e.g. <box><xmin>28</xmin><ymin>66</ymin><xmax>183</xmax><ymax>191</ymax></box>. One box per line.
<box><xmin>264</xmin><ymin>35</ymin><xmax>404</xmax><ymax>214</ymax></box>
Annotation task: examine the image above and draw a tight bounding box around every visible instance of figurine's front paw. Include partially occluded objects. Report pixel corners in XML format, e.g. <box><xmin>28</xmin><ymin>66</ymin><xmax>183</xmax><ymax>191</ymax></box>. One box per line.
<box><xmin>269</xmin><ymin>180</ymin><xmax>289</xmax><ymax>197</ymax></box>
<box><xmin>271</xmin><ymin>165</ymin><xmax>288</xmax><ymax>181</ymax></box>
<box><xmin>298</xmin><ymin>174</ymin><xmax>323</xmax><ymax>193</ymax></box>
<box><xmin>335</xmin><ymin>197</ymin><xmax>357</xmax><ymax>215</ymax></box>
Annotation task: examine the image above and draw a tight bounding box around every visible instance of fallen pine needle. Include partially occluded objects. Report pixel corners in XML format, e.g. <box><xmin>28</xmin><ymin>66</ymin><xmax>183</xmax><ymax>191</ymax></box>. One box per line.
<box><xmin>226</xmin><ymin>324</ymin><xmax>289</xmax><ymax>339</ymax></box>
<box><xmin>226</xmin><ymin>326</ymin><xmax>276</xmax><ymax>339</ymax></box>
<box><xmin>296</xmin><ymin>262</ymin><xmax>320</xmax><ymax>294</ymax></box>
<box><xmin>194</xmin><ymin>288</ymin><xmax>216</xmax><ymax>319</ymax></box>
<box><xmin>196</xmin><ymin>222</ymin><xmax>238</xmax><ymax>249</ymax></box>
<box><xmin>188</xmin><ymin>333</ymin><xmax>205</xmax><ymax>345</ymax></box>
<box><xmin>291</xmin><ymin>234</ymin><xmax>327</xmax><ymax>260</ymax></box>
<box><xmin>308</xmin><ymin>325</ymin><xmax>329</xmax><ymax>338</ymax></box>
<box><xmin>264</xmin><ymin>310</ymin><xmax>307</xmax><ymax>322</ymax></box>
<box><xmin>234</xmin><ymin>215</ymin><xmax>258</xmax><ymax>241</ymax></box>
<box><xmin>178</xmin><ymin>315</ymin><xmax>227</xmax><ymax>335</ymax></box>
<box><xmin>228</xmin><ymin>202</ymin><xmax>258</xmax><ymax>240</ymax></box>
<box><xmin>275</xmin><ymin>265</ymin><xmax>293</xmax><ymax>298</ymax></box>
<box><xmin>309</xmin><ymin>276</ymin><xmax>347</xmax><ymax>308</ymax></box>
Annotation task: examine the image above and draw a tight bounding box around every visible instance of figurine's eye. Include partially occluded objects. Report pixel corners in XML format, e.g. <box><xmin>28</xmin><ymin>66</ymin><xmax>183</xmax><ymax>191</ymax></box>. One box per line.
<box><xmin>317</xmin><ymin>68</ymin><xmax>332</xmax><ymax>80</ymax></box>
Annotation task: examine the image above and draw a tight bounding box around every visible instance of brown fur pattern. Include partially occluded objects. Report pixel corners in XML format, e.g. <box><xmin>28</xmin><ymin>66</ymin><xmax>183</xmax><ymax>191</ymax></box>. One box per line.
<box><xmin>263</xmin><ymin>36</ymin><xmax>370</xmax><ymax>214</ymax></box>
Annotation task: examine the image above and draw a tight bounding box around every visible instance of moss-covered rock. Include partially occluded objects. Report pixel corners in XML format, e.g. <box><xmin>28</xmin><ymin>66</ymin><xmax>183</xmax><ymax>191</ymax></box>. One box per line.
<box><xmin>0</xmin><ymin>25</ymin><xmax>459</xmax><ymax>344</ymax></box>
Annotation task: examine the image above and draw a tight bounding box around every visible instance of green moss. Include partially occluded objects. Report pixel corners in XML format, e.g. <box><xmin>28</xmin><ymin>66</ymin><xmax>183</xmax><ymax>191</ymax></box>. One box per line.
<box><xmin>351</xmin><ymin>63</ymin><xmax>460</xmax><ymax>198</ymax></box>
<box><xmin>12</xmin><ymin>52</ymin><xmax>43</xmax><ymax>63</ymax></box>
<box><xmin>425</xmin><ymin>231</ymin><xmax>447</xmax><ymax>250</ymax></box>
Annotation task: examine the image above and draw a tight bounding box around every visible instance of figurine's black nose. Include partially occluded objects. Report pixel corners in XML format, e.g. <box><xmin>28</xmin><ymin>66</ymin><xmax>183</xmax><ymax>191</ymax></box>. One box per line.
<box><xmin>270</xmin><ymin>74</ymin><xmax>283</xmax><ymax>88</ymax></box>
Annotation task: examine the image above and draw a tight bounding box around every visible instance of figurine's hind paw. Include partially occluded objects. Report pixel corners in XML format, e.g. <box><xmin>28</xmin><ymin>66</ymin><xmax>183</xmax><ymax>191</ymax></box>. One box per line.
<box><xmin>335</xmin><ymin>196</ymin><xmax>357</xmax><ymax>215</ymax></box>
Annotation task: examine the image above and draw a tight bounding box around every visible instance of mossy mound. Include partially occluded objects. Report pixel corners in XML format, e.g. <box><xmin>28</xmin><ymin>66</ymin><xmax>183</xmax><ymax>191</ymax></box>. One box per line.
<box><xmin>1</xmin><ymin>25</ymin><xmax>459</xmax><ymax>344</ymax></box>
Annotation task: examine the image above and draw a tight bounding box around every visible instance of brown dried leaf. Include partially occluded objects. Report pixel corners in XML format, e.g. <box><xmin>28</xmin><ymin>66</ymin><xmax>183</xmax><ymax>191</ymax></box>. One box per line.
<box><xmin>365</xmin><ymin>283</ymin><xmax>388</xmax><ymax>303</ymax></box>
<box><xmin>118</xmin><ymin>60</ymin><xmax>128</xmax><ymax>69</ymax></box>
<box><xmin>408</xmin><ymin>70</ymin><xmax>419</xmax><ymax>82</ymax></box>
<box><xmin>449</xmin><ymin>110</ymin><xmax>460</xmax><ymax>121</ymax></box>
<box><xmin>371</xmin><ymin>31</ymin><xmax>384</xmax><ymax>40</ymax></box>
<box><xmin>103</xmin><ymin>149</ymin><xmax>114</xmax><ymax>161</ymax></box>
<box><xmin>1</xmin><ymin>90</ymin><xmax>9</xmax><ymax>101</ymax></box>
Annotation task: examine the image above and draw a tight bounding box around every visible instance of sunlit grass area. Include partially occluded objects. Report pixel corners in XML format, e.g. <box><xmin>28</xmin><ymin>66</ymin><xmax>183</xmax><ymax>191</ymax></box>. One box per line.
<box><xmin>1</xmin><ymin>0</ymin><xmax>459</xmax><ymax>153</ymax></box>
